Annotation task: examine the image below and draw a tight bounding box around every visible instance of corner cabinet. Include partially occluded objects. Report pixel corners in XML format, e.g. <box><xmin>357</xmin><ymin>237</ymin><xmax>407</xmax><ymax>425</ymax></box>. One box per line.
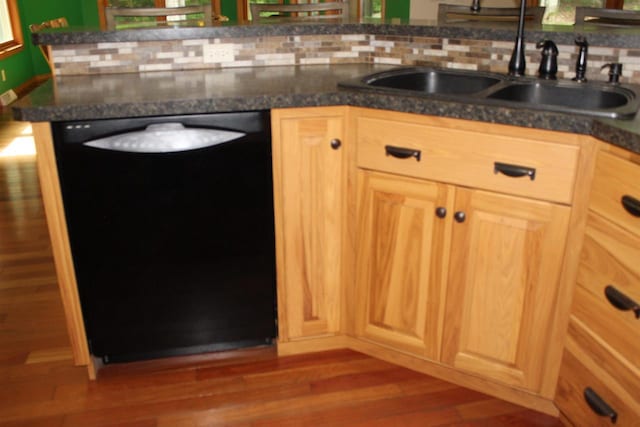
<box><xmin>271</xmin><ymin>106</ymin><xmax>596</xmax><ymax>415</ymax></box>
<box><xmin>352</xmin><ymin>107</ymin><xmax>583</xmax><ymax>398</ymax></box>
<box><xmin>271</xmin><ymin>107</ymin><xmax>349</xmax><ymax>344</ymax></box>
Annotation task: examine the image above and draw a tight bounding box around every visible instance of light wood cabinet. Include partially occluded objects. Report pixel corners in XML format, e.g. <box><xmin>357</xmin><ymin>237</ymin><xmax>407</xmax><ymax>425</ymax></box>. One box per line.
<box><xmin>442</xmin><ymin>188</ymin><xmax>570</xmax><ymax>393</ymax></box>
<box><xmin>355</xmin><ymin>170</ymin><xmax>452</xmax><ymax>359</ymax></box>
<box><xmin>268</xmin><ymin>106</ymin><xmax>597</xmax><ymax>414</ymax></box>
<box><xmin>353</xmin><ymin>108</ymin><xmax>575</xmax><ymax>395</ymax></box>
<box><xmin>271</xmin><ymin>107</ymin><xmax>348</xmax><ymax>342</ymax></box>
<box><xmin>555</xmin><ymin>149</ymin><xmax>640</xmax><ymax>425</ymax></box>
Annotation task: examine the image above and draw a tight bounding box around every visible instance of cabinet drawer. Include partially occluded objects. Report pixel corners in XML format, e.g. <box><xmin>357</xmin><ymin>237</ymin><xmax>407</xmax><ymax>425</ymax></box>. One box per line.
<box><xmin>575</xmin><ymin>212</ymin><xmax>640</xmax><ymax>370</ymax></box>
<box><xmin>590</xmin><ymin>151</ymin><xmax>640</xmax><ymax>237</ymax></box>
<box><xmin>556</xmin><ymin>320</ymin><xmax>640</xmax><ymax>426</ymax></box>
<box><xmin>355</xmin><ymin>116</ymin><xmax>579</xmax><ymax>204</ymax></box>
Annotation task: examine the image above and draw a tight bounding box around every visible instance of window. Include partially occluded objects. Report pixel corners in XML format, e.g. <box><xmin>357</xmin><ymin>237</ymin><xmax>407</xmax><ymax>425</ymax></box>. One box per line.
<box><xmin>542</xmin><ymin>0</ymin><xmax>640</xmax><ymax>24</ymax></box>
<box><xmin>103</xmin><ymin>0</ymin><xmax>219</xmax><ymax>28</ymax></box>
<box><xmin>362</xmin><ymin>0</ymin><xmax>383</xmax><ymax>18</ymax></box>
<box><xmin>0</xmin><ymin>0</ymin><xmax>23</xmax><ymax>59</ymax></box>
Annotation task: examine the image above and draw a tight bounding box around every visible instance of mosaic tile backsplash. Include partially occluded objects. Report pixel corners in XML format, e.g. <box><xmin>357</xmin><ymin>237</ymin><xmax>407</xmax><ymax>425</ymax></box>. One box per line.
<box><xmin>52</xmin><ymin>34</ymin><xmax>640</xmax><ymax>84</ymax></box>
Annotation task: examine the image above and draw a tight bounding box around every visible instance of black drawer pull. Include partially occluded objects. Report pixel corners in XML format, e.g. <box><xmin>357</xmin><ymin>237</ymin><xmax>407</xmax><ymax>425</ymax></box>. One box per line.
<box><xmin>584</xmin><ymin>387</ymin><xmax>618</xmax><ymax>423</ymax></box>
<box><xmin>621</xmin><ymin>195</ymin><xmax>640</xmax><ymax>218</ymax></box>
<box><xmin>385</xmin><ymin>145</ymin><xmax>421</xmax><ymax>162</ymax></box>
<box><xmin>494</xmin><ymin>162</ymin><xmax>536</xmax><ymax>181</ymax></box>
<box><xmin>605</xmin><ymin>285</ymin><xmax>640</xmax><ymax>319</ymax></box>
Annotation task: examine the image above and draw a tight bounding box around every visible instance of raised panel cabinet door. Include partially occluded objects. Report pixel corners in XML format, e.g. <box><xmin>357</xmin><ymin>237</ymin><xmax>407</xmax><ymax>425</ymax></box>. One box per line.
<box><xmin>356</xmin><ymin>170</ymin><xmax>453</xmax><ymax>359</ymax></box>
<box><xmin>442</xmin><ymin>188</ymin><xmax>571</xmax><ymax>393</ymax></box>
<box><xmin>271</xmin><ymin>108</ymin><xmax>346</xmax><ymax>341</ymax></box>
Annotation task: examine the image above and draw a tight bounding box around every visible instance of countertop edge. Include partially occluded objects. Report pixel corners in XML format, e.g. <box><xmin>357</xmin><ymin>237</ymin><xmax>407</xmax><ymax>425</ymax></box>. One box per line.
<box><xmin>11</xmin><ymin>67</ymin><xmax>640</xmax><ymax>155</ymax></box>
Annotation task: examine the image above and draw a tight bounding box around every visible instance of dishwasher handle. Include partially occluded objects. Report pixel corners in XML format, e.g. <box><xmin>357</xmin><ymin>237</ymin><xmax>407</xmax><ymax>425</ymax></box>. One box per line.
<box><xmin>83</xmin><ymin>123</ymin><xmax>246</xmax><ymax>153</ymax></box>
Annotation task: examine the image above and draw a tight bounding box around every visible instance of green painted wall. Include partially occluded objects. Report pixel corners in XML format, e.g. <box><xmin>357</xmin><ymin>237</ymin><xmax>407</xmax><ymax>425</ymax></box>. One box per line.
<box><xmin>0</xmin><ymin>0</ymin><xmax>98</xmax><ymax>95</ymax></box>
<box><xmin>221</xmin><ymin>0</ymin><xmax>237</xmax><ymax>21</ymax></box>
<box><xmin>386</xmin><ymin>1</ymin><xmax>410</xmax><ymax>20</ymax></box>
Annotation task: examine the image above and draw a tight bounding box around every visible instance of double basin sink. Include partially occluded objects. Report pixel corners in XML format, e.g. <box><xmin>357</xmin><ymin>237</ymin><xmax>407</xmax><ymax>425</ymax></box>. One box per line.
<box><xmin>339</xmin><ymin>67</ymin><xmax>640</xmax><ymax>120</ymax></box>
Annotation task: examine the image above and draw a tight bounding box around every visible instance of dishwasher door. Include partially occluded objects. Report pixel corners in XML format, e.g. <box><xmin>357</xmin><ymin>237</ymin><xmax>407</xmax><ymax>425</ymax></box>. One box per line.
<box><xmin>52</xmin><ymin>111</ymin><xmax>277</xmax><ymax>364</ymax></box>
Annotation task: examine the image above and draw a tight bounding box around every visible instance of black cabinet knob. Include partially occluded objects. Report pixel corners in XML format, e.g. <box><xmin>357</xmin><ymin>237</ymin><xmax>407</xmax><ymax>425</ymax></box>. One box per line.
<box><xmin>435</xmin><ymin>207</ymin><xmax>447</xmax><ymax>218</ymax></box>
<box><xmin>454</xmin><ymin>211</ymin><xmax>466</xmax><ymax>223</ymax></box>
<box><xmin>330</xmin><ymin>138</ymin><xmax>341</xmax><ymax>150</ymax></box>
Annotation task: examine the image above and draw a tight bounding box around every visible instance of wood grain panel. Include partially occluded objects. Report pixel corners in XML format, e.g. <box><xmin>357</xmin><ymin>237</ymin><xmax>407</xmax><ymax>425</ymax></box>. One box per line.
<box><xmin>31</xmin><ymin>122</ymin><xmax>90</xmax><ymax>368</ymax></box>
<box><xmin>442</xmin><ymin>188</ymin><xmax>570</xmax><ymax>392</ymax></box>
<box><xmin>590</xmin><ymin>150</ymin><xmax>640</xmax><ymax>237</ymax></box>
<box><xmin>355</xmin><ymin>170</ymin><xmax>451</xmax><ymax>359</ymax></box>
<box><xmin>556</xmin><ymin>319</ymin><xmax>640</xmax><ymax>426</ymax></box>
<box><xmin>271</xmin><ymin>107</ymin><xmax>346</xmax><ymax>341</ymax></box>
<box><xmin>355</xmin><ymin>112</ymin><xmax>579</xmax><ymax>204</ymax></box>
<box><xmin>574</xmin><ymin>212</ymin><xmax>640</xmax><ymax>370</ymax></box>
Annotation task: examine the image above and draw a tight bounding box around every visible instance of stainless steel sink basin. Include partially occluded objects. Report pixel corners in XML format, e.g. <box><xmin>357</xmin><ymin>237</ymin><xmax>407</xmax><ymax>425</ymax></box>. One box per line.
<box><xmin>485</xmin><ymin>81</ymin><xmax>638</xmax><ymax>119</ymax></box>
<box><xmin>339</xmin><ymin>66</ymin><xmax>640</xmax><ymax>120</ymax></box>
<box><xmin>363</xmin><ymin>68</ymin><xmax>502</xmax><ymax>96</ymax></box>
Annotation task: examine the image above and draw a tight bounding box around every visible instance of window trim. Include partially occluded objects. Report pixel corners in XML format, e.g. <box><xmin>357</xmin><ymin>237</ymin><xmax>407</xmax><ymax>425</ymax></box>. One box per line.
<box><xmin>0</xmin><ymin>0</ymin><xmax>24</xmax><ymax>59</ymax></box>
<box><xmin>98</xmin><ymin>0</ymin><xmax>222</xmax><ymax>29</ymax></box>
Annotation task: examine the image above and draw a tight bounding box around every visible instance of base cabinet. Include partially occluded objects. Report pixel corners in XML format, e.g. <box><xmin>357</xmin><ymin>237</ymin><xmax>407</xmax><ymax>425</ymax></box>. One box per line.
<box><xmin>271</xmin><ymin>106</ymin><xmax>593</xmax><ymax>415</ymax></box>
<box><xmin>271</xmin><ymin>107</ymin><xmax>347</xmax><ymax>341</ymax></box>
<box><xmin>555</xmin><ymin>149</ymin><xmax>640</xmax><ymax>425</ymax></box>
<box><xmin>353</xmin><ymin>108</ymin><xmax>575</xmax><ymax>395</ymax></box>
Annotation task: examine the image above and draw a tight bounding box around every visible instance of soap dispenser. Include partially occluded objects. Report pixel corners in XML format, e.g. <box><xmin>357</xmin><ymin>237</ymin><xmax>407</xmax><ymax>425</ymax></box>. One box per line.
<box><xmin>601</xmin><ymin>63</ymin><xmax>623</xmax><ymax>84</ymax></box>
<box><xmin>536</xmin><ymin>40</ymin><xmax>558</xmax><ymax>80</ymax></box>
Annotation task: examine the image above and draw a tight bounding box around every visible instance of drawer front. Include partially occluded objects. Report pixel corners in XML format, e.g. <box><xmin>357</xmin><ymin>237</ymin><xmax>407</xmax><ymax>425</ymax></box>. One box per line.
<box><xmin>574</xmin><ymin>212</ymin><xmax>640</xmax><ymax>369</ymax></box>
<box><xmin>590</xmin><ymin>150</ymin><xmax>640</xmax><ymax>237</ymax></box>
<box><xmin>355</xmin><ymin>116</ymin><xmax>579</xmax><ymax>204</ymax></box>
<box><xmin>556</xmin><ymin>320</ymin><xmax>640</xmax><ymax>426</ymax></box>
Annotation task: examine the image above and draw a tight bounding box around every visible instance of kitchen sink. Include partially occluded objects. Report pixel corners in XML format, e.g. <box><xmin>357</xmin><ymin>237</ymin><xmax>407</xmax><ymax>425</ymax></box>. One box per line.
<box><xmin>339</xmin><ymin>67</ymin><xmax>640</xmax><ymax>120</ymax></box>
<box><xmin>363</xmin><ymin>68</ymin><xmax>502</xmax><ymax>96</ymax></box>
<box><xmin>485</xmin><ymin>81</ymin><xmax>638</xmax><ymax>119</ymax></box>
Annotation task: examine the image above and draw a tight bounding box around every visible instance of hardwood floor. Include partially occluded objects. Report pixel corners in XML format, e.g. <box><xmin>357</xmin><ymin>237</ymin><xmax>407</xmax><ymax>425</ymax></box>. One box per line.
<box><xmin>0</xmin><ymin>109</ymin><xmax>564</xmax><ymax>426</ymax></box>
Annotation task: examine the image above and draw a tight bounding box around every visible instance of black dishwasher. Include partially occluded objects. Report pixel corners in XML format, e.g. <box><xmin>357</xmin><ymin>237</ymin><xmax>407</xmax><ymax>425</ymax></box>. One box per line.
<box><xmin>52</xmin><ymin>111</ymin><xmax>277</xmax><ymax>364</ymax></box>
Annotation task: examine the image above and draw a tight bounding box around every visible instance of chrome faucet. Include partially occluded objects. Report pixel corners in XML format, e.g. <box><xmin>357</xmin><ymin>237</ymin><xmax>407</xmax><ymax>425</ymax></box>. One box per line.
<box><xmin>573</xmin><ymin>36</ymin><xmax>589</xmax><ymax>82</ymax></box>
<box><xmin>508</xmin><ymin>0</ymin><xmax>528</xmax><ymax>76</ymax></box>
<box><xmin>470</xmin><ymin>0</ymin><xmax>481</xmax><ymax>12</ymax></box>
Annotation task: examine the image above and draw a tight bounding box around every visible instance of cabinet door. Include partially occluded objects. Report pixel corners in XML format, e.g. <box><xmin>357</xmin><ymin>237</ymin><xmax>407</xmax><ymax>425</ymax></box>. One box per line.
<box><xmin>356</xmin><ymin>170</ymin><xmax>452</xmax><ymax>359</ymax></box>
<box><xmin>442</xmin><ymin>188</ymin><xmax>571</xmax><ymax>392</ymax></box>
<box><xmin>272</xmin><ymin>108</ymin><xmax>346</xmax><ymax>341</ymax></box>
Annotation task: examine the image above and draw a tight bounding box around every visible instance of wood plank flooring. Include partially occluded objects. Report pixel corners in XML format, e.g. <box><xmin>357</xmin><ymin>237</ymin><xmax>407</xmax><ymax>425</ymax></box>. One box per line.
<box><xmin>0</xmin><ymin>109</ymin><xmax>564</xmax><ymax>426</ymax></box>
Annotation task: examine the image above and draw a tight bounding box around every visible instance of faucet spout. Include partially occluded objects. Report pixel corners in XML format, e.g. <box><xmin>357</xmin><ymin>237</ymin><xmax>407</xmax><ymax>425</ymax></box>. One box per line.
<box><xmin>573</xmin><ymin>36</ymin><xmax>589</xmax><ymax>82</ymax></box>
<box><xmin>508</xmin><ymin>0</ymin><xmax>528</xmax><ymax>76</ymax></box>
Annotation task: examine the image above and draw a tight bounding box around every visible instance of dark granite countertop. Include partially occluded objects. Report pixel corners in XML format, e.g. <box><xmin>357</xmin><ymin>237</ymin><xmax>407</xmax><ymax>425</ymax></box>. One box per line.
<box><xmin>32</xmin><ymin>18</ymin><xmax>640</xmax><ymax>49</ymax></box>
<box><xmin>12</xmin><ymin>64</ymin><xmax>640</xmax><ymax>155</ymax></box>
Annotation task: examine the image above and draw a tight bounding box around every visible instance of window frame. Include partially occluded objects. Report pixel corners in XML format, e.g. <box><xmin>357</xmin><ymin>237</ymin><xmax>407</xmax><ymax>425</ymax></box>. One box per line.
<box><xmin>98</xmin><ymin>0</ymin><xmax>222</xmax><ymax>28</ymax></box>
<box><xmin>0</xmin><ymin>0</ymin><xmax>24</xmax><ymax>59</ymax></box>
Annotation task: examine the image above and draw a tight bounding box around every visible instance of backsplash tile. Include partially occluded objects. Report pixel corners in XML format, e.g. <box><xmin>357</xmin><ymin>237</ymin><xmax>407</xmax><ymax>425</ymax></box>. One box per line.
<box><xmin>51</xmin><ymin>34</ymin><xmax>640</xmax><ymax>84</ymax></box>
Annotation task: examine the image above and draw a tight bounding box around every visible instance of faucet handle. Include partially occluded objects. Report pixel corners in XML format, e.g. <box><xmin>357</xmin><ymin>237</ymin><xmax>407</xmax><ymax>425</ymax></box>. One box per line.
<box><xmin>537</xmin><ymin>40</ymin><xmax>558</xmax><ymax>80</ymax></box>
<box><xmin>601</xmin><ymin>63</ymin><xmax>623</xmax><ymax>83</ymax></box>
<box><xmin>575</xmin><ymin>35</ymin><xmax>589</xmax><ymax>48</ymax></box>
